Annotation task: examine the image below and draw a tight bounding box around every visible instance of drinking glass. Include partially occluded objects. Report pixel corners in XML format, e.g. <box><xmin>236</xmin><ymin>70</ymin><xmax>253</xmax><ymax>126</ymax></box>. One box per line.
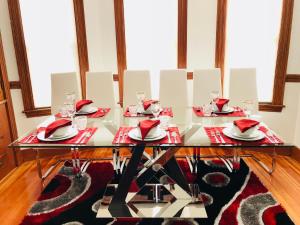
<box><xmin>210</xmin><ymin>90</ymin><xmax>220</xmax><ymax>103</ymax></box>
<box><xmin>242</xmin><ymin>100</ymin><xmax>254</xmax><ymax>117</ymax></box>
<box><xmin>59</xmin><ymin>104</ymin><xmax>68</xmax><ymax>118</ymax></box>
<box><xmin>151</xmin><ymin>102</ymin><xmax>161</xmax><ymax>119</ymax></box>
<box><xmin>159</xmin><ymin>115</ymin><xmax>170</xmax><ymax>130</ymax></box>
<box><xmin>65</xmin><ymin>92</ymin><xmax>76</xmax><ymax>125</ymax></box>
<box><xmin>202</xmin><ymin>104</ymin><xmax>212</xmax><ymax>116</ymax></box>
<box><xmin>136</xmin><ymin>91</ymin><xmax>145</xmax><ymax>113</ymax></box>
<box><xmin>128</xmin><ymin>105</ymin><xmax>138</xmax><ymax>116</ymax></box>
<box><xmin>75</xmin><ymin>116</ymin><xmax>87</xmax><ymax>130</ymax></box>
<box><xmin>66</xmin><ymin>92</ymin><xmax>76</xmax><ymax>103</ymax></box>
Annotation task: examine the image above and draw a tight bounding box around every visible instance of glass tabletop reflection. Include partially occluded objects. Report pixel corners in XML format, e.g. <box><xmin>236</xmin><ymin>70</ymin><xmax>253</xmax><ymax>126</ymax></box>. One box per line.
<box><xmin>9</xmin><ymin>107</ymin><xmax>292</xmax><ymax>149</ymax></box>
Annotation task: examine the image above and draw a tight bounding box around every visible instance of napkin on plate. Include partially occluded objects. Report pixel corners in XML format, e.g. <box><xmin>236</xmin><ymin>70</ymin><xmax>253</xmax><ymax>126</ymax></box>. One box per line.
<box><xmin>143</xmin><ymin>100</ymin><xmax>158</xmax><ymax>111</ymax></box>
<box><xmin>44</xmin><ymin>119</ymin><xmax>72</xmax><ymax>138</ymax></box>
<box><xmin>216</xmin><ymin>98</ymin><xmax>229</xmax><ymax>111</ymax></box>
<box><xmin>138</xmin><ymin>119</ymin><xmax>160</xmax><ymax>140</ymax></box>
<box><xmin>76</xmin><ymin>100</ymin><xmax>93</xmax><ymax>112</ymax></box>
<box><xmin>233</xmin><ymin>119</ymin><xmax>259</xmax><ymax>133</ymax></box>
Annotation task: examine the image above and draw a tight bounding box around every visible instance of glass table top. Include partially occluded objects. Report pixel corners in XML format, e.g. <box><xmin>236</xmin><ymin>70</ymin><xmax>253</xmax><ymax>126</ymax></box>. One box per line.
<box><xmin>9</xmin><ymin>107</ymin><xmax>293</xmax><ymax>149</ymax></box>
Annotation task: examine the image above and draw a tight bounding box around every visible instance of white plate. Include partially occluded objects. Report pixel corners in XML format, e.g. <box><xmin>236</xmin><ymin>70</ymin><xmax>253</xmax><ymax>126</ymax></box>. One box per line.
<box><xmin>76</xmin><ymin>106</ymin><xmax>98</xmax><ymax>115</ymax></box>
<box><xmin>223</xmin><ymin>127</ymin><xmax>265</xmax><ymax>141</ymax></box>
<box><xmin>128</xmin><ymin>128</ymin><xmax>167</xmax><ymax>141</ymax></box>
<box><xmin>212</xmin><ymin>107</ymin><xmax>234</xmax><ymax>114</ymax></box>
<box><xmin>37</xmin><ymin>128</ymin><xmax>78</xmax><ymax>142</ymax></box>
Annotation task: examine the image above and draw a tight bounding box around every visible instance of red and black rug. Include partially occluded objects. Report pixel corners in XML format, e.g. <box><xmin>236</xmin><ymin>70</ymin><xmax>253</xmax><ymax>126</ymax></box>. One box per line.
<box><xmin>21</xmin><ymin>159</ymin><xmax>294</xmax><ymax>225</ymax></box>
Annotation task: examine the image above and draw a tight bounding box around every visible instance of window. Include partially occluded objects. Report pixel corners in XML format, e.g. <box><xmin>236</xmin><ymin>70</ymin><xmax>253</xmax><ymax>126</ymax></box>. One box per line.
<box><xmin>19</xmin><ymin>0</ymin><xmax>78</xmax><ymax>107</ymax></box>
<box><xmin>123</xmin><ymin>0</ymin><xmax>178</xmax><ymax>99</ymax></box>
<box><xmin>225</xmin><ymin>0</ymin><xmax>283</xmax><ymax>102</ymax></box>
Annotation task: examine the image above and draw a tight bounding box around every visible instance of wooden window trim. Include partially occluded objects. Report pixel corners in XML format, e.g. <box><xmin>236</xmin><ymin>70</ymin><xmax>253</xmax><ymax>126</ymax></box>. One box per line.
<box><xmin>286</xmin><ymin>74</ymin><xmax>300</xmax><ymax>83</ymax></box>
<box><xmin>178</xmin><ymin>0</ymin><xmax>188</xmax><ymax>69</ymax></box>
<box><xmin>114</xmin><ymin>0</ymin><xmax>127</xmax><ymax>107</ymax></box>
<box><xmin>8</xmin><ymin>0</ymin><xmax>89</xmax><ymax>118</ymax></box>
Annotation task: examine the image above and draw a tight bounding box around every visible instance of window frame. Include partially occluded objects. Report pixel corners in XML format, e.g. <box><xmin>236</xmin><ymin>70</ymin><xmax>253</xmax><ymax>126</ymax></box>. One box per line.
<box><xmin>8</xmin><ymin>0</ymin><xmax>295</xmax><ymax>116</ymax></box>
<box><xmin>8</xmin><ymin>0</ymin><xmax>89</xmax><ymax>117</ymax></box>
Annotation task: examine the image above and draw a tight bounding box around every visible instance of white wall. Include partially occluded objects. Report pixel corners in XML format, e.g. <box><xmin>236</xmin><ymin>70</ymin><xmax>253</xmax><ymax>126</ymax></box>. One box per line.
<box><xmin>294</xmin><ymin>95</ymin><xmax>300</xmax><ymax>147</ymax></box>
<box><xmin>0</xmin><ymin>0</ymin><xmax>299</xmax><ymax>146</ymax></box>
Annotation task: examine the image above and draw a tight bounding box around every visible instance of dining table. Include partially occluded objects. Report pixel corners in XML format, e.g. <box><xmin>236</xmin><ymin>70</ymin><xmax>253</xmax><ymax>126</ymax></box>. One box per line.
<box><xmin>9</xmin><ymin>107</ymin><xmax>293</xmax><ymax>219</ymax></box>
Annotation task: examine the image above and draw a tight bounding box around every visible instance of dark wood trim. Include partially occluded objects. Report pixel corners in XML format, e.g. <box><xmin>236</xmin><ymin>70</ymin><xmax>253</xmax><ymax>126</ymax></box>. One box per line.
<box><xmin>23</xmin><ymin>107</ymin><xmax>51</xmax><ymax>118</ymax></box>
<box><xmin>187</xmin><ymin>72</ymin><xmax>193</xmax><ymax>80</ymax></box>
<box><xmin>9</xmin><ymin>81</ymin><xmax>21</xmax><ymax>89</ymax></box>
<box><xmin>215</xmin><ymin>0</ymin><xmax>227</xmax><ymax>87</ymax></box>
<box><xmin>286</xmin><ymin>74</ymin><xmax>300</xmax><ymax>82</ymax></box>
<box><xmin>7</xmin><ymin>0</ymin><xmax>35</xmax><ymax>111</ymax></box>
<box><xmin>259</xmin><ymin>102</ymin><xmax>285</xmax><ymax>112</ymax></box>
<box><xmin>272</xmin><ymin>0</ymin><xmax>294</xmax><ymax>108</ymax></box>
<box><xmin>114</xmin><ymin>0</ymin><xmax>127</xmax><ymax>107</ymax></box>
<box><xmin>113</xmin><ymin>74</ymin><xmax>119</xmax><ymax>81</ymax></box>
<box><xmin>292</xmin><ymin>147</ymin><xmax>300</xmax><ymax>162</ymax></box>
<box><xmin>0</xmin><ymin>32</ymin><xmax>19</xmax><ymax>165</ymax></box>
<box><xmin>73</xmin><ymin>0</ymin><xmax>89</xmax><ymax>99</ymax></box>
<box><xmin>178</xmin><ymin>0</ymin><xmax>188</xmax><ymax>68</ymax></box>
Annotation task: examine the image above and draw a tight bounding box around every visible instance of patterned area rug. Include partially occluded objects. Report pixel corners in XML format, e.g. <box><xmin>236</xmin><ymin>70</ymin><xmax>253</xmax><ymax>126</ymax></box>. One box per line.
<box><xmin>21</xmin><ymin>159</ymin><xmax>294</xmax><ymax>225</ymax></box>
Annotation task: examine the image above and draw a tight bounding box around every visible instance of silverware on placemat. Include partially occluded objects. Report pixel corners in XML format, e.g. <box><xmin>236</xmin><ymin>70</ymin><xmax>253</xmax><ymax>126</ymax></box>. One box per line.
<box><xmin>211</xmin><ymin>130</ymin><xmax>219</xmax><ymax>143</ymax></box>
<box><xmin>171</xmin><ymin>131</ymin><xmax>178</xmax><ymax>144</ymax></box>
<box><xmin>216</xmin><ymin>130</ymin><xmax>226</xmax><ymax>144</ymax></box>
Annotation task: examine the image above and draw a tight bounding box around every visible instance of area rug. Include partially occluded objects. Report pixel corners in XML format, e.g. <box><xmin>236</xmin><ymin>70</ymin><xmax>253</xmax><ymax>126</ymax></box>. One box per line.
<box><xmin>21</xmin><ymin>159</ymin><xmax>294</xmax><ymax>225</ymax></box>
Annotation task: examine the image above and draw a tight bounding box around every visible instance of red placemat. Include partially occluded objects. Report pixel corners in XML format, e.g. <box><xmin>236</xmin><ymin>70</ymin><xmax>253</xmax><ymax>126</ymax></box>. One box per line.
<box><xmin>19</xmin><ymin>127</ymin><xmax>97</xmax><ymax>144</ymax></box>
<box><xmin>124</xmin><ymin>107</ymin><xmax>173</xmax><ymax>117</ymax></box>
<box><xmin>204</xmin><ymin>126</ymin><xmax>283</xmax><ymax>145</ymax></box>
<box><xmin>55</xmin><ymin>108</ymin><xmax>110</xmax><ymax>118</ymax></box>
<box><xmin>193</xmin><ymin>106</ymin><xmax>246</xmax><ymax>117</ymax></box>
<box><xmin>112</xmin><ymin>126</ymin><xmax>181</xmax><ymax>144</ymax></box>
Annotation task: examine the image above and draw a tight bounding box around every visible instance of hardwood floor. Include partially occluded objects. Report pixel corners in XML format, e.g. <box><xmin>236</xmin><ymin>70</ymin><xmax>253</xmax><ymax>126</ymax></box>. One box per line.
<box><xmin>0</xmin><ymin>148</ymin><xmax>300</xmax><ymax>225</ymax></box>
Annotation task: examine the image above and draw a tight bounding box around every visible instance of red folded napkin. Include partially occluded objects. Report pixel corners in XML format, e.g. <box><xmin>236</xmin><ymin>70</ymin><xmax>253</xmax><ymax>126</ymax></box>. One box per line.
<box><xmin>138</xmin><ymin>119</ymin><xmax>160</xmax><ymax>140</ymax></box>
<box><xmin>44</xmin><ymin>119</ymin><xmax>72</xmax><ymax>138</ymax></box>
<box><xmin>233</xmin><ymin>119</ymin><xmax>259</xmax><ymax>133</ymax></box>
<box><xmin>76</xmin><ymin>100</ymin><xmax>93</xmax><ymax>112</ymax></box>
<box><xmin>143</xmin><ymin>100</ymin><xmax>158</xmax><ymax>110</ymax></box>
<box><xmin>216</xmin><ymin>98</ymin><xmax>229</xmax><ymax>111</ymax></box>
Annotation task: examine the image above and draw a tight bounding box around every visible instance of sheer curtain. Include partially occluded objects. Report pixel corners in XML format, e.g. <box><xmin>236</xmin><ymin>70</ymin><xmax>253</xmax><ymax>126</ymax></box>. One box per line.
<box><xmin>225</xmin><ymin>0</ymin><xmax>282</xmax><ymax>102</ymax></box>
<box><xmin>19</xmin><ymin>0</ymin><xmax>78</xmax><ymax>107</ymax></box>
<box><xmin>124</xmin><ymin>0</ymin><xmax>177</xmax><ymax>99</ymax></box>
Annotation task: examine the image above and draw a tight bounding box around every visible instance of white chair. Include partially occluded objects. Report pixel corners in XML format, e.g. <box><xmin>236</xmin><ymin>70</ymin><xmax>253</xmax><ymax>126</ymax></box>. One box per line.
<box><xmin>51</xmin><ymin>72</ymin><xmax>81</xmax><ymax>114</ymax></box>
<box><xmin>193</xmin><ymin>68</ymin><xmax>222</xmax><ymax>106</ymax></box>
<box><xmin>123</xmin><ymin>70</ymin><xmax>152</xmax><ymax>108</ymax></box>
<box><xmin>228</xmin><ymin>68</ymin><xmax>259</xmax><ymax>112</ymax></box>
<box><xmin>86</xmin><ymin>71</ymin><xmax>117</xmax><ymax>108</ymax></box>
<box><xmin>159</xmin><ymin>69</ymin><xmax>188</xmax><ymax>107</ymax></box>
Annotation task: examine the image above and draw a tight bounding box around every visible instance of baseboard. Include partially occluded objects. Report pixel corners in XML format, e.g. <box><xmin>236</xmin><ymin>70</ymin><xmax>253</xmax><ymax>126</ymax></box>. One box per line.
<box><xmin>292</xmin><ymin>147</ymin><xmax>300</xmax><ymax>162</ymax></box>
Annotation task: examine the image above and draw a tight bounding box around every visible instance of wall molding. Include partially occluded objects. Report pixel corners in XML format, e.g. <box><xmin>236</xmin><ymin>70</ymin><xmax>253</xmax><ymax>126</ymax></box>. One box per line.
<box><xmin>286</xmin><ymin>74</ymin><xmax>300</xmax><ymax>82</ymax></box>
<box><xmin>292</xmin><ymin>147</ymin><xmax>300</xmax><ymax>162</ymax></box>
<box><xmin>9</xmin><ymin>81</ymin><xmax>21</xmax><ymax>89</ymax></box>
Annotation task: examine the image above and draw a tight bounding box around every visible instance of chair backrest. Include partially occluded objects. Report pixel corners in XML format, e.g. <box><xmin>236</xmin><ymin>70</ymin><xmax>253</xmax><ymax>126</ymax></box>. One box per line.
<box><xmin>193</xmin><ymin>68</ymin><xmax>222</xmax><ymax>106</ymax></box>
<box><xmin>51</xmin><ymin>72</ymin><xmax>81</xmax><ymax>114</ymax></box>
<box><xmin>228</xmin><ymin>68</ymin><xmax>259</xmax><ymax>112</ymax></box>
<box><xmin>159</xmin><ymin>69</ymin><xmax>188</xmax><ymax>107</ymax></box>
<box><xmin>86</xmin><ymin>71</ymin><xmax>117</xmax><ymax>107</ymax></box>
<box><xmin>123</xmin><ymin>70</ymin><xmax>152</xmax><ymax>108</ymax></box>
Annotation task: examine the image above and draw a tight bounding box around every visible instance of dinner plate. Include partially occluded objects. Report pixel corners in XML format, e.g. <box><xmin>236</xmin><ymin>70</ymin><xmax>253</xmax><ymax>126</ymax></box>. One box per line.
<box><xmin>223</xmin><ymin>127</ymin><xmax>265</xmax><ymax>141</ymax></box>
<box><xmin>212</xmin><ymin>107</ymin><xmax>234</xmax><ymax>114</ymax></box>
<box><xmin>37</xmin><ymin>128</ymin><xmax>78</xmax><ymax>142</ymax></box>
<box><xmin>128</xmin><ymin>128</ymin><xmax>167</xmax><ymax>141</ymax></box>
<box><xmin>76</xmin><ymin>106</ymin><xmax>98</xmax><ymax>115</ymax></box>
<box><xmin>142</xmin><ymin>108</ymin><xmax>163</xmax><ymax>115</ymax></box>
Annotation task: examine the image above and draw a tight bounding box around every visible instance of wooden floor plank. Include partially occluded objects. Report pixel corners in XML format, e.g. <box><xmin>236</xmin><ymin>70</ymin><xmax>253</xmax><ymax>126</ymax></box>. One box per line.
<box><xmin>0</xmin><ymin>148</ymin><xmax>299</xmax><ymax>225</ymax></box>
